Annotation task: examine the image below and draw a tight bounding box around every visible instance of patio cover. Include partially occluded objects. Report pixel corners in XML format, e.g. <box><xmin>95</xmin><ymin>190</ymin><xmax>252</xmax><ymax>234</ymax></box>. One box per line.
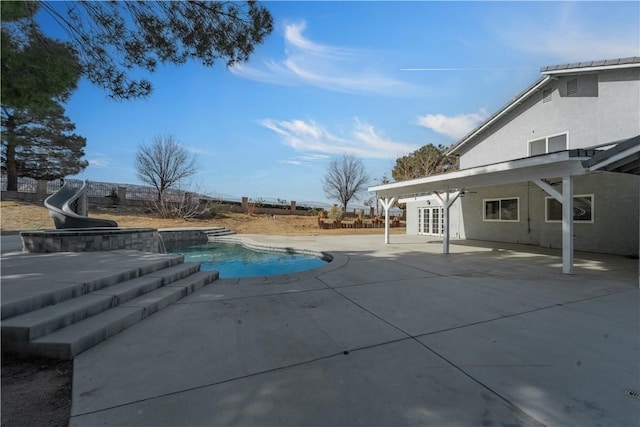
<box><xmin>369</xmin><ymin>145</ymin><xmax>638</xmax><ymax>275</ymax></box>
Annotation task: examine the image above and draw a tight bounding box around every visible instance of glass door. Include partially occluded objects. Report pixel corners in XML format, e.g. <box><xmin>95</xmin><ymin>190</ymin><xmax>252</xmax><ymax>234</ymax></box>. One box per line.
<box><xmin>418</xmin><ymin>207</ymin><xmax>443</xmax><ymax>236</ymax></box>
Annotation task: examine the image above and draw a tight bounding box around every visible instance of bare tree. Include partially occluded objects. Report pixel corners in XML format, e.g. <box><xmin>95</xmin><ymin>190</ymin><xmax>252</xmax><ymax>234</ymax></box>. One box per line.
<box><xmin>323</xmin><ymin>155</ymin><xmax>370</xmax><ymax>212</ymax></box>
<box><xmin>135</xmin><ymin>135</ymin><xmax>198</xmax><ymax>201</ymax></box>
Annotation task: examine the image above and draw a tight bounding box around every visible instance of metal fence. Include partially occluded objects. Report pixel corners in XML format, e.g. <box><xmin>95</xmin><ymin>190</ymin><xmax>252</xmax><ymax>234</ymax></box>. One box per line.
<box><xmin>1</xmin><ymin>176</ymin><xmax>185</xmax><ymax>202</ymax></box>
<box><xmin>1</xmin><ymin>175</ymin><xmax>394</xmax><ymax>214</ymax></box>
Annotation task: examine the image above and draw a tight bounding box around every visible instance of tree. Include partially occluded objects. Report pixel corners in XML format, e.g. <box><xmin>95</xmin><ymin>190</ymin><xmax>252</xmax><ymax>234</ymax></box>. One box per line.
<box><xmin>392</xmin><ymin>143</ymin><xmax>458</xmax><ymax>181</ymax></box>
<box><xmin>1</xmin><ymin>8</ymin><xmax>81</xmax><ymax>110</ymax></box>
<box><xmin>1</xmin><ymin>2</ymin><xmax>84</xmax><ymax>190</ymax></box>
<box><xmin>135</xmin><ymin>135</ymin><xmax>198</xmax><ymax>202</ymax></box>
<box><xmin>33</xmin><ymin>1</ymin><xmax>274</xmax><ymax>99</ymax></box>
<box><xmin>323</xmin><ymin>155</ymin><xmax>370</xmax><ymax>212</ymax></box>
<box><xmin>1</xmin><ymin>104</ymin><xmax>88</xmax><ymax>182</ymax></box>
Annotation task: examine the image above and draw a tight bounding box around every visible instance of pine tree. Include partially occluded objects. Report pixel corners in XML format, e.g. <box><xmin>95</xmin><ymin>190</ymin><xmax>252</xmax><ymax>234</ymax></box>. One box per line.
<box><xmin>2</xmin><ymin>104</ymin><xmax>88</xmax><ymax>183</ymax></box>
<box><xmin>1</xmin><ymin>2</ymin><xmax>84</xmax><ymax>189</ymax></box>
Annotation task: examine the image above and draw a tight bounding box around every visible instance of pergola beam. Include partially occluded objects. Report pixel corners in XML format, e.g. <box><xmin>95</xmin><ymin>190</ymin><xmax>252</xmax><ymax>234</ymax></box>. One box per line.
<box><xmin>533</xmin><ymin>179</ymin><xmax>562</xmax><ymax>203</ymax></box>
<box><xmin>562</xmin><ymin>176</ymin><xmax>574</xmax><ymax>274</ymax></box>
<box><xmin>379</xmin><ymin>197</ymin><xmax>396</xmax><ymax>244</ymax></box>
<box><xmin>533</xmin><ymin>177</ymin><xmax>575</xmax><ymax>274</ymax></box>
<box><xmin>368</xmin><ymin>153</ymin><xmax>591</xmax><ymax>275</ymax></box>
<box><xmin>433</xmin><ymin>190</ymin><xmax>462</xmax><ymax>254</ymax></box>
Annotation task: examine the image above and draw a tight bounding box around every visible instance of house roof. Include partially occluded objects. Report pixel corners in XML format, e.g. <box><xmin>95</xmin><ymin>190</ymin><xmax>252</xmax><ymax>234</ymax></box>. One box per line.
<box><xmin>541</xmin><ymin>57</ymin><xmax>640</xmax><ymax>74</ymax></box>
<box><xmin>446</xmin><ymin>57</ymin><xmax>640</xmax><ymax>157</ymax></box>
<box><xmin>368</xmin><ymin>149</ymin><xmax>593</xmax><ymax>199</ymax></box>
<box><xmin>369</xmin><ymin>135</ymin><xmax>638</xmax><ymax>200</ymax></box>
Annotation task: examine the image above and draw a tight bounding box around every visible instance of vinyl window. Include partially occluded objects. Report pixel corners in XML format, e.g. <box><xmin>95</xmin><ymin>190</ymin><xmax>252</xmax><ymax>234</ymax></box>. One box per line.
<box><xmin>483</xmin><ymin>198</ymin><xmax>519</xmax><ymax>222</ymax></box>
<box><xmin>528</xmin><ymin>132</ymin><xmax>568</xmax><ymax>156</ymax></box>
<box><xmin>545</xmin><ymin>195</ymin><xmax>593</xmax><ymax>223</ymax></box>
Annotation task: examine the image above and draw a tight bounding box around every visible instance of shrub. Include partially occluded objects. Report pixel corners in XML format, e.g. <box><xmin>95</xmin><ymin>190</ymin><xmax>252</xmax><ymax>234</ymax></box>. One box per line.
<box><xmin>327</xmin><ymin>205</ymin><xmax>344</xmax><ymax>221</ymax></box>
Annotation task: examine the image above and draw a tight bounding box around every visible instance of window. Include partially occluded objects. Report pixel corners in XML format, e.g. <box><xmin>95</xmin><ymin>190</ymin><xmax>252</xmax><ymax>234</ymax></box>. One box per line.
<box><xmin>546</xmin><ymin>195</ymin><xmax>593</xmax><ymax>223</ymax></box>
<box><xmin>567</xmin><ymin>78</ymin><xmax>578</xmax><ymax>96</ymax></box>
<box><xmin>529</xmin><ymin>138</ymin><xmax>546</xmax><ymax>156</ymax></box>
<box><xmin>483</xmin><ymin>198</ymin><xmax>519</xmax><ymax>222</ymax></box>
<box><xmin>528</xmin><ymin>132</ymin><xmax>568</xmax><ymax>156</ymax></box>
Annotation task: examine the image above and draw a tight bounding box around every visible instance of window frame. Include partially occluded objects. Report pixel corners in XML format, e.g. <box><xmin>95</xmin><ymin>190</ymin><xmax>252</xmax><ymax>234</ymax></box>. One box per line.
<box><xmin>527</xmin><ymin>132</ymin><xmax>569</xmax><ymax>156</ymax></box>
<box><xmin>545</xmin><ymin>194</ymin><xmax>594</xmax><ymax>223</ymax></box>
<box><xmin>483</xmin><ymin>197</ymin><xmax>520</xmax><ymax>222</ymax></box>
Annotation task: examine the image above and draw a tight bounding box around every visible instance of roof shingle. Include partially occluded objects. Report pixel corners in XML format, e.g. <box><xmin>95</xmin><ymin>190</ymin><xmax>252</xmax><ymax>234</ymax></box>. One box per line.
<box><xmin>540</xmin><ymin>57</ymin><xmax>640</xmax><ymax>72</ymax></box>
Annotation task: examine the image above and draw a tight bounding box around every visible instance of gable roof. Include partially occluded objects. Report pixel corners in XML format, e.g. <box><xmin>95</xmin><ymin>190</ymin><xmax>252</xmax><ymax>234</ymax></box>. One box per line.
<box><xmin>446</xmin><ymin>57</ymin><xmax>640</xmax><ymax>157</ymax></box>
<box><xmin>541</xmin><ymin>57</ymin><xmax>640</xmax><ymax>74</ymax></box>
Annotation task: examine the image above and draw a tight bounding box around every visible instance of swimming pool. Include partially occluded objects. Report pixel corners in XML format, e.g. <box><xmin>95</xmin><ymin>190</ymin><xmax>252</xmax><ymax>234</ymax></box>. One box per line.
<box><xmin>171</xmin><ymin>242</ymin><xmax>328</xmax><ymax>278</ymax></box>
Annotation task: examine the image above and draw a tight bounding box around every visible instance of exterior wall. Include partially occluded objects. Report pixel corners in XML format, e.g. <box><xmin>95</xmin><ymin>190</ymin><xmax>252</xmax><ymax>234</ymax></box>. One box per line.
<box><xmin>458</xmin><ymin>182</ymin><xmax>539</xmax><ymax>246</ymax></box>
<box><xmin>453</xmin><ymin>173</ymin><xmax>638</xmax><ymax>256</ymax></box>
<box><xmin>459</xmin><ymin>68</ymin><xmax>640</xmax><ymax>169</ymax></box>
<box><xmin>405</xmin><ymin>201</ymin><xmax>421</xmax><ymax>235</ymax></box>
<box><xmin>406</xmin><ymin>172</ymin><xmax>639</xmax><ymax>256</ymax></box>
<box><xmin>538</xmin><ymin>173</ymin><xmax>639</xmax><ymax>256</ymax></box>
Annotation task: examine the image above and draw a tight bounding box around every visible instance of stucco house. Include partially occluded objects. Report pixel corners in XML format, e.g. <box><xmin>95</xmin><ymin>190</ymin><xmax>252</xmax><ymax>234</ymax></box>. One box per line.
<box><xmin>369</xmin><ymin>57</ymin><xmax>639</xmax><ymax>274</ymax></box>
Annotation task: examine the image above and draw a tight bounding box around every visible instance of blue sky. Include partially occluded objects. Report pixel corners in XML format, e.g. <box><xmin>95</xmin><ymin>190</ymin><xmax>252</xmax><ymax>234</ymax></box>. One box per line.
<box><xmin>40</xmin><ymin>1</ymin><xmax>639</xmax><ymax>207</ymax></box>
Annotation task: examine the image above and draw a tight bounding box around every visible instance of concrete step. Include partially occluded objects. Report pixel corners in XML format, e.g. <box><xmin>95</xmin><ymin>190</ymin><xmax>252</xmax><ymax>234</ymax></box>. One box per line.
<box><xmin>1</xmin><ymin>264</ymin><xmax>201</xmax><ymax>346</ymax></box>
<box><xmin>2</xmin><ymin>294</ymin><xmax>116</xmax><ymax>345</ymax></box>
<box><xmin>1</xmin><ymin>250</ymin><xmax>218</xmax><ymax>360</ymax></box>
<box><xmin>205</xmin><ymin>228</ymin><xmax>235</xmax><ymax>238</ymax></box>
<box><xmin>0</xmin><ymin>254</ymin><xmax>184</xmax><ymax>320</ymax></box>
<box><xmin>202</xmin><ymin>227</ymin><xmax>228</xmax><ymax>232</ymax></box>
<box><xmin>145</xmin><ymin>262</ymin><xmax>201</xmax><ymax>283</ymax></box>
<box><xmin>121</xmin><ymin>271</ymin><xmax>218</xmax><ymax>316</ymax></box>
<box><xmin>18</xmin><ymin>270</ymin><xmax>218</xmax><ymax>360</ymax></box>
<box><xmin>1</xmin><ymin>273</ymin><xmax>172</xmax><ymax>345</ymax></box>
<box><xmin>208</xmin><ymin>235</ymin><xmax>243</xmax><ymax>244</ymax></box>
<box><xmin>29</xmin><ymin>306</ymin><xmax>145</xmax><ymax>360</ymax></box>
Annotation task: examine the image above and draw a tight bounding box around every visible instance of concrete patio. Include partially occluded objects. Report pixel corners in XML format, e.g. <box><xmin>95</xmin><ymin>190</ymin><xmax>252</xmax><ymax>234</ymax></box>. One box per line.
<box><xmin>2</xmin><ymin>234</ymin><xmax>638</xmax><ymax>426</ymax></box>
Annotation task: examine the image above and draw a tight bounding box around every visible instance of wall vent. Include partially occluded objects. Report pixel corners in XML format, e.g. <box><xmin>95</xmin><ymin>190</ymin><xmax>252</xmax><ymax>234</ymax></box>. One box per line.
<box><xmin>542</xmin><ymin>88</ymin><xmax>553</xmax><ymax>103</ymax></box>
<box><xmin>567</xmin><ymin>78</ymin><xmax>578</xmax><ymax>96</ymax></box>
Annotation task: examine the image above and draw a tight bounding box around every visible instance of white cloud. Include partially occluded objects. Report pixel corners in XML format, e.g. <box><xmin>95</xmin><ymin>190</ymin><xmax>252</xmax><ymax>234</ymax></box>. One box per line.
<box><xmin>299</xmin><ymin>154</ymin><xmax>330</xmax><ymax>161</ymax></box>
<box><xmin>277</xmin><ymin>154</ymin><xmax>330</xmax><ymax>166</ymax></box>
<box><xmin>232</xmin><ymin>21</ymin><xmax>421</xmax><ymax>96</ymax></box>
<box><xmin>261</xmin><ymin>118</ymin><xmax>419</xmax><ymax>159</ymax></box>
<box><xmin>87</xmin><ymin>156</ymin><xmax>113</xmax><ymax>168</ymax></box>
<box><xmin>417</xmin><ymin>110</ymin><xmax>489</xmax><ymax>140</ymax></box>
<box><xmin>278</xmin><ymin>159</ymin><xmax>304</xmax><ymax>166</ymax></box>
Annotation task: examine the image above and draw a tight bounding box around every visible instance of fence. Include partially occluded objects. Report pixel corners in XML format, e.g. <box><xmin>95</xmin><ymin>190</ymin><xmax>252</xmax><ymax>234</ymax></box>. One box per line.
<box><xmin>0</xmin><ymin>175</ymin><xmax>403</xmax><ymax>218</ymax></box>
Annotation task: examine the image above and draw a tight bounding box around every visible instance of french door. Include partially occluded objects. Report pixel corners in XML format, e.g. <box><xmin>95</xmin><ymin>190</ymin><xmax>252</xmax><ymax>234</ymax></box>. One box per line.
<box><xmin>418</xmin><ymin>207</ymin><xmax>444</xmax><ymax>236</ymax></box>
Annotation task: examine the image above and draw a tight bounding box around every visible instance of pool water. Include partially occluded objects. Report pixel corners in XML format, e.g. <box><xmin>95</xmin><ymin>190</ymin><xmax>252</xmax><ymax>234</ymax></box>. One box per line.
<box><xmin>171</xmin><ymin>242</ymin><xmax>327</xmax><ymax>278</ymax></box>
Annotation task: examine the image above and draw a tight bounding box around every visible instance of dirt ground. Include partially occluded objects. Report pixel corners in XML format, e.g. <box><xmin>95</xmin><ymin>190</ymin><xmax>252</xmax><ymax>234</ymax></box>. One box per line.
<box><xmin>0</xmin><ymin>199</ymin><xmax>404</xmax><ymax>236</ymax></box>
<box><xmin>0</xmin><ymin>199</ymin><xmax>404</xmax><ymax>426</ymax></box>
<box><xmin>1</xmin><ymin>355</ymin><xmax>72</xmax><ymax>427</ymax></box>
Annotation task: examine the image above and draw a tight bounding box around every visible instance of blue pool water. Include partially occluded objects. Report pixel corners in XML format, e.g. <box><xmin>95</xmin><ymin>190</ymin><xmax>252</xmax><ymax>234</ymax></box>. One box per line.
<box><xmin>171</xmin><ymin>242</ymin><xmax>327</xmax><ymax>278</ymax></box>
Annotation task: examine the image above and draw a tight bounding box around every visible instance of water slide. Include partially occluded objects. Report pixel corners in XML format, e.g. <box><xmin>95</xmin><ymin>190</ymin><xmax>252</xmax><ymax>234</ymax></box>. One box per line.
<box><xmin>44</xmin><ymin>181</ymin><xmax>118</xmax><ymax>229</ymax></box>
